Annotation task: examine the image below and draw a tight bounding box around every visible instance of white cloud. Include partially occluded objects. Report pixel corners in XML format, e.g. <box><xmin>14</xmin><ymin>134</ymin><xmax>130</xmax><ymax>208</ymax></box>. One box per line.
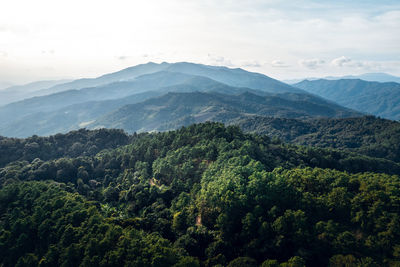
<box><xmin>331</xmin><ymin>56</ymin><xmax>353</xmax><ymax>67</ymax></box>
<box><xmin>0</xmin><ymin>0</ymin><xmax>399</xmax><ymax>82</ymax></box>
<box><xmin>330</xmin><ymin>56</ymin><xmax>383</xmax><ymax>69</ymax></box>
<box><xmin>271</xmin><ymin>60</ymin><xmax>290</xmax><ymax>68</ymax></box>
<box><xmin>241</xmin><ymin>60</ymin><xmax>262</xmax><ymax>68</ymax></box>
<box><xmin>207</xmin><ymin>55</ymin><xmax>235</xmax><ymax>67</ymax></box>
<box><xmin>299</xmin><ymin>58</ymin><xmax>325</xmax><ymax>69</ymax></box>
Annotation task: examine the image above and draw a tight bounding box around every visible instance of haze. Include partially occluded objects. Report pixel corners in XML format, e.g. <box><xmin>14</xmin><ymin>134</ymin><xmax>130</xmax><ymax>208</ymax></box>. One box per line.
<box><xmin>1</xmin><ymin>0</ymin><xmax>399</xmax><ymax>84</ymax></box>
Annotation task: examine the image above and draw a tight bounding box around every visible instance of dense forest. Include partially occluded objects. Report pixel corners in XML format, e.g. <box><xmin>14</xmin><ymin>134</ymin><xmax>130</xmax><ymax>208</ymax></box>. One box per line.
<box><xmin>0</xmin><ymin>128</ymin><xmax>130</xmax><ymax>168</ymax></box>
<box><xmin>236</xmin><ymin>115</ymin><xmax>400</xmax><ymax>163</ymax></box>
<box><xmin>1</xmin><ymin>122</ymin><xmax>400</xmax><ymax>266</ymax></box>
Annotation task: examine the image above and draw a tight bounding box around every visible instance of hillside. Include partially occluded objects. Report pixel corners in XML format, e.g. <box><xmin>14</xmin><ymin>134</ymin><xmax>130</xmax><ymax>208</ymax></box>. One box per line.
<box><xmin>294</xmin><ymin>79</ymin><xmax>400</xmax><ymax>120</ymax></box>
<box><xmin>0</xmin><ymin>128</ymin><xmax>130</xmax><ymax>167</ymax></box>
<box><xmin>234</xmin><ymin>115</ymin><xmax>400</xmax><ymax>163</ymax></box>
<box><xmin>89</xmin><ymin>91</ymin><xmax>361</xmax><ymax>133</ymax></box>
<box><xmin>1</xmin><ymin>123</ymin><xmax>400</xmax><ymax>266</ymax></box>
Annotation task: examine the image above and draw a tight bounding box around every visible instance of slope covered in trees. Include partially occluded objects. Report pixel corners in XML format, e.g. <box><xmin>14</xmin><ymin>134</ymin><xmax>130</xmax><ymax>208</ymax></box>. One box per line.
<box><xmin>0</xmin><ymin>128</ymin><xmax>129</xmax><ymax>168</ymax></box>
<box><xmin>235</xmin><ymin>115</ymin><xmax>400</xmax><ymax>163</ymax></box>
<box><xmin>1</xmin><ymin>123</ymin><xmax>400</xmax><ymax>266</ymax></box>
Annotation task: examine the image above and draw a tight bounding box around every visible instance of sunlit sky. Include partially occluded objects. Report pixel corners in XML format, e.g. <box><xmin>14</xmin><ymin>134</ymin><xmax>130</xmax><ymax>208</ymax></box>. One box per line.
<box><xmin>1</xmin><ymin>0</ymin><xmax>399</xmax><ymax>84</ymax></box>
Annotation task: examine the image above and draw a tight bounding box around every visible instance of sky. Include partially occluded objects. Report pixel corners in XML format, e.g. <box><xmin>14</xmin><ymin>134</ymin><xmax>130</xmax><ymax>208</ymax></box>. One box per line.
<box><xmin>0</xmin><ymin>0</ymin><xmax>399</xmax><ymax>84</ymax></box>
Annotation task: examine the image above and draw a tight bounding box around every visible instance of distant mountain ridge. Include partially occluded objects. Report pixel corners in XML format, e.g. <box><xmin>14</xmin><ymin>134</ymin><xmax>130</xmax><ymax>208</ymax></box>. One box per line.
<box><xmin>326</xmin><ymin>73</ymin><xmax>400</xmax><ymax>83</ymax></box>
<box><xmin>0</xmin><ymin>62</ymin><xmax>363</xmax><ymax>137</ymax></box>
<box><xmin>37</xmin><ymin>61</ymin><xmax>301</xmax><ymax>97</ymax></box>
<box><xmin>0</xmin><ymin>81</ymin><xmax>14</xmax><ymax>90</ymax></box>
<box><xmin>284</xmin><ymin>72</ymin><xmax>400</xmax><ymax>84</ymax></box>
<box><xmin>294</xmin><ymin>79</ymin><xmax>400</xmax><ymax>120</ymax></box>
<box><xmin>0</xmin><ymin>79</ymin><xmax>72</xmax><ymax>106</ymax></box>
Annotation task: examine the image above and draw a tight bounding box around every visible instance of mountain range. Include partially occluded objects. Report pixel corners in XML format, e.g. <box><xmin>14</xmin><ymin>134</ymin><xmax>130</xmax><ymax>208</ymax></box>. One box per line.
<box><xmin>90</xmin><ymin>90</ymin><xmax>359</xmax><ymax>134</ymax></box>
<box><xmin>284</xmin><ymin>72</ymin><xmax>400</xmax><ymax>84</ymax></box>
<box><xmin>294</xmin><ymin>79</ymin><xmax>400</xmax><ymax>120</ymax></box>
<box><xmin>0</xmin><ymin>79</ymin><xmax>72</xmax><ymax>106</ymax></box>
<box><xmin>2</xmin><ymin>63</ymin><xmax>400</xmax><ymax>266</ymax></box>
<box><xmin>1</xmin><ymin>62</ymin><xmax>399</xmax><ymax>138</ymax></box>
<box><xmin>0</xmin><ymin>62</ymin><xmax>362</xmax><ymax>137</ymax></box>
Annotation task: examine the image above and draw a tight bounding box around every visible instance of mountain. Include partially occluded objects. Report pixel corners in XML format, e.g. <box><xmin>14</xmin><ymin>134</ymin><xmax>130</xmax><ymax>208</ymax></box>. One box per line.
<box><xmin>0</xmin><ymin>64</ymin><xmax>325</xmax><ymax>137</ymax></box>
<box><xmin>235</xmin><ymin>115</ymin><xmax>400</xmax><ymax>162</ymax></box>
<box><xmin>0</xmin><ymin>81</ymin><xmax>13</xmax><ymax>90</ymax></box>
<box><xmin>0</xmin><ymin>79</ymin><xmax>72</xmax><ymax>106</ymax></box>
<box><xmin>0</xmin><ymin>63</ymin><xmax>298</xmax><ymax>126</ymax></box>
<box><xmin>325</xmin><ymin>72</ymin><xmax>400</xmax><ymax>83</ymax></box>
<box><xmin>36</xmin><ymin>62</ymin><xmax>170</xmax><ymax>95</ymax></box>
<box><xmin>163</xmin><ymin>62</ymin><xmax>301</xmax><ymax>93</ymax></box>
<box><xmin>16</xmin><ymin>61</ymin><xmax>303</xmax><ymax>99</ymax></box>
<box><xmin>0</xmin><ymin>62</ymin><xmax>367</xmax><ymax>137</ymax></box>
<box><xmin>284</xmin><ymin>72</ymin><xmax>400</xmax><ymax>84</ymax></box>
<box><xmin>0</xmin><ymin>71</ymin><xmax>198</xmax><ymax>126</ymax></box>
<box><xmin>294</xmin><ymin>79</ymin><xmax>400</xmax><ymax>120</ymax></box>
<box><xmin>0</xmin><ymin>72</ymin><xmax>272</xmax><ymax>137</ymax></box>
<box><xmin>0</xmin><ymin>91</ymin><xmax>162</xmax><ymax>137</ymax></box>
<box><xmin>89</xmin><ymin>91</ymin><xmax>361</xmax><ymax>133</ymax></box>
<box><xmin>41</xmin><ymin>61</ymin><xmax>301</xmax><ymax>95</ymax></box>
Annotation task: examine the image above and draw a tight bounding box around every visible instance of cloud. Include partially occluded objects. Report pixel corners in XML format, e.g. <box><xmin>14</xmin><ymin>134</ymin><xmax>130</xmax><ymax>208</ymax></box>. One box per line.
<box><xmin>299</xmin><ymin>58</ymin><xmax>325</xmax><ymax>69</ymax></box>
<box><xmin>207</xmin><ymin>54</ymin><xmax>235</xmax><ymax>67</ymax></box>
<box><xmin>331</xmin><ymin>56</ymin><xmax>374</xmax><ymax>68</ymax></box>
<box><xmin>241</xmin><ymin>60</ymin><xmax>262</xmax><ymax>67</ymax></box>
<box><xmin>41</xmin><ymin>49</ymin><xmax>55</xmax><ymax>55</ymax></box>
<box><xmin>331</xmin><ymin>56</ymin><xmax>353</xmax><ymax>67</ymax></box>
<box><xmin>330</xmin><ymin>56</ymin><xmax>389</xmax><ymax>72</ymax></box>
<box><xmin>271</xmin><ymin>60</ymin><xmax>290</xmax><ymax>68</ymax></box>
<box><xmin>0</xmin><ymin>24</ymin><xmax>29</xmax><ymax>34</ymax></box>
<box><xmin>117</xmin><ymin>56</ymin><xmax>129</xmax><ymax>60</ymax></box>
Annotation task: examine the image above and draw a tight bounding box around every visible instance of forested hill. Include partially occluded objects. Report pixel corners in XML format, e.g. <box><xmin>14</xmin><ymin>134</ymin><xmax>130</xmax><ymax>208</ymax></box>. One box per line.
<box><xmin>89</xmin><ymin>91</ymin><xmax>361</xmax><ymax>133</ymax></box>
<box><xmin>0</xmin><ymin>128</ymin><xmax>130</xmax><ymax>168</ymax></box>
<box><xmin>293</xmin><ymin>79</ymin><xmax>400</xmax><ymax>120</ymax></box>
<box><xmin>235</xmin><ymin>115</ymin><xmax>400</xmax><ymax>163</ymax></box>
<box><xmin>1</xmin><ymin>123</ymin><xmax>400</xmax><ymax>266</ymax></box>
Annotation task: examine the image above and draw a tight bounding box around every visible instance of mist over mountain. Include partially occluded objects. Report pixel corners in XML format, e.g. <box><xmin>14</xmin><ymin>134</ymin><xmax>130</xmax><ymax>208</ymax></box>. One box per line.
<box><xmin>294</xmin><ymin>79</ymin><xmax>400</xmax><ymax>120</ymax></box>
<box><xmin>0</xmin><ymin>79</ymin><xmax>72</xmax><ymax>106</ymax></box>
<box><xmin>0</xmin><ymin>62</ymin><xmax>362</xmax><ymax>137</ymax></box>
<box><xmin>0</xmin><ymin>81</ymin><xmax>14</xmax><ymax>90</ymax></box>
<box><xmin>330</xmin><ymin>73</ymin><xmax>400</xmax><ymax>83</ymax></box>
<box><xmin>284</xmin><ymin>72</ymin><xmax>400</xmax><ymax>84</ymax></box>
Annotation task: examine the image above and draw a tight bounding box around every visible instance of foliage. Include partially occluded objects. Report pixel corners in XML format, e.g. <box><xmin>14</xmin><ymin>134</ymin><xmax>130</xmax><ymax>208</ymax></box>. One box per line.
<box><xmin>237</xmin><ymin>115</ymin><xmax>400</xmax><ymax>163</ymax></box>
<box><xmin>0</xmin><ymin>128</ymin><xmax>129</xmax><ymax>167</ymax></box>
<box><xmin>1</xmin><ymin>122</ymin><xmax>400</xmax><ymax>266</ymax></box>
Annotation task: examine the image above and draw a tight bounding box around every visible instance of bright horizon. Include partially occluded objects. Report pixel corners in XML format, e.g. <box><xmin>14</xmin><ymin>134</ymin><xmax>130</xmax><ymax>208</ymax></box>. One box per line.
<box><xmin>1</xmin><ymin>0</ymin><xmax>399</xmax><ymax>84</ymax></box>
